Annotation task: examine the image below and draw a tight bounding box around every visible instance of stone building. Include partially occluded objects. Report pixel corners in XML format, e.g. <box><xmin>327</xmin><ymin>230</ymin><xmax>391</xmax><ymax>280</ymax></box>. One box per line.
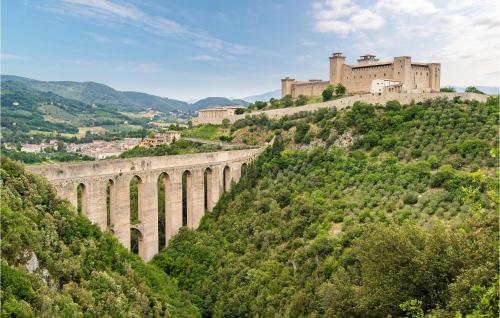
<box><xmin>282</xmin><ymin>53</ymin><xmax>440</xmax><ymax>97</ymax></box>
<box><xmin>192</xmin><ymin>106</ymin><xmax>241</xmax><ymax>126</ymax></box>
<box><xmin>140</xmin><ymin>131</ymin><xmax>181</xmax><ymax>148</ymax></box>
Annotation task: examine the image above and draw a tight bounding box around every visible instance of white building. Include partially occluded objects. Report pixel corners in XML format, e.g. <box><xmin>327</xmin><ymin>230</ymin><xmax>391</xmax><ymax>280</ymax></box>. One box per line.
<box><xmin>371</xmin><ymin>79</ymin><xmax>403</xmax><ymax>95</ymax></box>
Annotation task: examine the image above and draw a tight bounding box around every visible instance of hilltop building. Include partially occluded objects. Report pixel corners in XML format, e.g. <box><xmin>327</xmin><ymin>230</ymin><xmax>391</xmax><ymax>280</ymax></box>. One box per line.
<box><xmin>192</xmin><ymin>106</ymin><xmax>241</xmax><ymax>126</ymax></box>
<box><xmin>282</xmin><ymin>53</ymin><xmax>440</xmax><ymax>97</ymax></box>
<box><xmin>140</xmin><ymin>131</ymin><xmax>181</xmax><ymax>148</ymax></box>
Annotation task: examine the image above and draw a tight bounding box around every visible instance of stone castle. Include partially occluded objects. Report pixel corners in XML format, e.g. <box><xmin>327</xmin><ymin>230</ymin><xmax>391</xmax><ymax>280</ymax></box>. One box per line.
<box><xmin>282</xmin><ymin>53</ymin><xmax>441</xmax><ymax>97</ymax></box>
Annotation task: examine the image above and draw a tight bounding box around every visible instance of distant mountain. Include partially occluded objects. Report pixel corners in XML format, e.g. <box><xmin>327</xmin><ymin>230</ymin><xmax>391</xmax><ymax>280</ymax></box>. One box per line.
<box><xmin>190</xmin><ymin>97</ymin><xmax>249</xmax><ymax>110</ymax></box>
<box><xmin>241</xmin><ymin>89</ymin><xmax>281</xmax><ymax>103</ymax></box>
<box><xmin>1</xmin><ymin>75</ymin><xmax>188</xmax><ymax>112</ymax></box>
<box><xmin>451</xmin><ymin>86</ymin><xmax>499</xmax><ymax>95</ymax></box>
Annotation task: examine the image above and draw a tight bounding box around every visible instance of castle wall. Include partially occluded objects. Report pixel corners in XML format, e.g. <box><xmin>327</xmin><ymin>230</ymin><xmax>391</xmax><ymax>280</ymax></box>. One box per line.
<box><xmin>341</xmin><ymin>64</ymin><xmax>395</xmax><ymax>93</ymax></box>
<box><xmin>232</xmin><ymin>92</ymin><xmax>488</xmax><ymax>122</ymax></box>
<box><xmin>291</xmin><ymin>81</ymin><xmax>329</xmax><ymax>98</ymax></box>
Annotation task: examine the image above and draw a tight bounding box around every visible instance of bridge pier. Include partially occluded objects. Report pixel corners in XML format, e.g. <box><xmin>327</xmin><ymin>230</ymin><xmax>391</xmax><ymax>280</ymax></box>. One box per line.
<box><xmin>115</xmin><ymin>177</ymin><xmax>132</xmax><ymax>250</ymax></box>
<box><xmin>139</xmin><ymin>176</ymin><xmax>158</xmax><ymax>261</ymax></box>
<box><xmin>27</xmin><ymin>148</ymin><xmax>264</xmax><ymax>261</ymax></box>
<box><xmin>165</xmin><ymin>172</ymin><xmax>183</xmax><ymax>244</ymax></box>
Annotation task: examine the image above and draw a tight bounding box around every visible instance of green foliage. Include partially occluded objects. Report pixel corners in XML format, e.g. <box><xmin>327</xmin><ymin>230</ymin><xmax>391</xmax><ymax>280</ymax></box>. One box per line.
<box><xmin>1</xmin><ymin>146</ymin><xmax>95</xmax><ymax>164</ymax></box>
<box><xmin>154</xmin><ymin>141</ymin><xmax>497</xmax><ymax>317</ymax></box>
<box><xmin>440</xmin><ymin>86</ymin><xmax>456</xmax><ymax>92</ymax></box>
<box><xmin>181</xmin><ymin>124</ymin><xmax>229</xmax><ymax>141</ymax></box>
<box><xmin>322</xmin><ymin>84</ymin><xmax>334</xmax><ymax>101</ymax></box>
<box><xmin>253</xmin><ymin>100</ymin><xmax>267</xmax><ymax>110</ymax></box>
<box><xmin>465</xmin><ymin>86</ymin><xmax>484</xmax><ymax>94</ymax></box>
<box><xmin>0</xmin><ymin>157</ymin><xmax>198</xmax><ymax>317</ymax></box>
<box><xmin>120</xmin><ymin>140</ymin><xmax>221</xmax><ymax>158</ymax></box>
<box><xmin>335</xmin><ymin>83</ymin><xmax>346</xmax><ymax>96</ymax></box>
<box><xmin>295</xmin><ymin>95</ymin><xmax>308</xmax><ymax>106</ymax></box>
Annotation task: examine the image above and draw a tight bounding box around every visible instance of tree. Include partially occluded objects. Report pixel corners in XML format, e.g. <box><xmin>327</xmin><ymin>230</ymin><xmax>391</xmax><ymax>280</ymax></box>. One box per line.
<box><xmin>295</xmin><ymin>95</ymin><xmax>308</xmax><ymax>106</ymax></box>
<box><xmin>335</xmin><ymin>83</ymin><xmax>346</xmax><ymax>96</ymax></box>
<box><xmin>147</xmin><ymin>130</ymin><xmax>156</xmax><ymax>139</ymax></box>
<box><xmin>56</xmin><ymin>140</ymin><xmax>66</xmax><ymax>152</ymax></box>
<box><xmin>222</xmin><ymin>118</ymin><xmax>230</xmax><ymax>128</ymax></box>
<box><xmin>440</xmin><ymin>86</ymin><xmax>456</xmax><ymax>92</ymax></box>
<box><xmin>254</xmin><ymin>101</ymin><xmax>267</xmax><ymax>110</ymax></box>
<box><xmin>465</xmin><ymin>86</ymin><xmax>484</xmax><ymax>94</ymax></box>
<box><xmin>235</xmin><ymin>108</ymin><xmax>245</xmax><ymax>115</ymax></box>
<box><xmin>322</xmin><ymin>85</ymin><xmax>334</xmax><ymax>101</ymax></box>
<box><xmin>281</xmin><ymin>95</ymin><xmax>294</xmax><ymax>108</ymax></box>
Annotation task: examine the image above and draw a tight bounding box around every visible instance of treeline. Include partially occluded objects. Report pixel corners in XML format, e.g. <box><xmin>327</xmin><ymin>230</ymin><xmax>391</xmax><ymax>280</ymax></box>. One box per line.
<box><xmin>119</xmin><ymin>139</ymin><xmax>221</xmax><ymax>159</ymax></box>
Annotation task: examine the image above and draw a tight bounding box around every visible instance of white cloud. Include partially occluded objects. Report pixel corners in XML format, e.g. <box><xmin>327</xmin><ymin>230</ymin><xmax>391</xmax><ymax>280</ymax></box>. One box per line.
<box><xmin>313</xmin><ymin>0</ymin><xmax>384</xmax><ymax>35</ymax></box>
<box><xmin>296</xmin><ymin>55</ymin><xmax>312</xmax><ymax>64</ymax></box>
<box><xmin>189</xmin><ymin>55</ymin><xmax>219</xmax><ymax>61</ymax></box>
<box><xmin>376</xmin><ymin>0</ymin><xmax>436</xmax><ymax>15</ymax></box>
<box><xmin>1</xmin><ymin>53</ymin><xmax>32</xmax><ymax>61</ymax></box>
<box><xmin>350</xmin><ymin>9</ymin><xmax>384</xmax><ymax>30</ymax></box>
<box><xmin>86</xmin><ymin>32</ymin><xmax>138</xmax><ymax>45</ymax></box>
<box><xmin>48</xmin><ymin>0</ymin><xmax>248</xmax><ymax>58</ymax></box>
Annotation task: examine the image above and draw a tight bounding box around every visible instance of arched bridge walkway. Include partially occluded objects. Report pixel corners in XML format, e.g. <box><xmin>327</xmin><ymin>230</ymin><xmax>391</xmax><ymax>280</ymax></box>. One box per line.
<box><xmin>27</xmin><ymin>148</ymin><xmax>264</xmax><ymax>261</ymax></box>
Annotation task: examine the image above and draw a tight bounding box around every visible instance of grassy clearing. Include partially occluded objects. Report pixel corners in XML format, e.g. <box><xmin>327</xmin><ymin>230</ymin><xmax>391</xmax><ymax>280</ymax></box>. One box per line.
<box><xmin>181</xmin><ymin>124</ymin><xmax>229</xmax><ymax>141</ymax></box>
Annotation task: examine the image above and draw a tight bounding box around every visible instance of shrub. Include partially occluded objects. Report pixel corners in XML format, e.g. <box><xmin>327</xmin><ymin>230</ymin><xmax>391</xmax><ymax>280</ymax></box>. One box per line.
<box><xmin>295</xmin><ymin>95</ymin><xmax>308</xmax><ymax>106</ymax></box>
<box><xmin>322</xmin><ymin>85</ymin><xmax>334</xmax><ymax>101</ymax></box>
<box><xmin>335</xmin><ymin>83</ymin><xmax>346</xmax><ymax>96</ymax></box>
<box><xmin>440</xmin><ymin>86</ymin><xmax>456</xmax><ymax>92</ymax></box>
<box><xmin>403</xmin><ymin>192</ymin><xmax>419</xmax><ymax>205</ymax></box>
<box><xmin>465</xmin><ymin>86</ymin><xmax>484</xmax><ymax>94</ymax></box>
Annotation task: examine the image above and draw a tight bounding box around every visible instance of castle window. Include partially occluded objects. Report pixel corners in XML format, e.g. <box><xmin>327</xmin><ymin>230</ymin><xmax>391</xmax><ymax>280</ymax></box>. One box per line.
<box><xmin>384</xmin><ymin>73</ymin><xmax>386</xmax><ymax>76</ymax></box>
<box><xmin>398</xmin><ymin>72</ymin><xmax>400</xmax><ymax>75</ymax></box>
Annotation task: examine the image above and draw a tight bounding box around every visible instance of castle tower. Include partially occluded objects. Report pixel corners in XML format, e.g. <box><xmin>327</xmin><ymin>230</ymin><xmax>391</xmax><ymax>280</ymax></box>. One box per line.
<box><xmin>329</xmin><ymin>52</ymin><xmax>345</xmax><ymax>85</ymax></box>
<box><xmin>428</xmin><ymin>63</ymin><xmax>441</xmax><ymax>92</ymax></box>
<box><xmin>281</xmin><ymin>77</ymin><xmax>295</xmax><ymax>97</ymax></box>
<box><xmin>393</xmin><ymin>56</ymin><xmax>412</xmax><ymax>92</ymax></box>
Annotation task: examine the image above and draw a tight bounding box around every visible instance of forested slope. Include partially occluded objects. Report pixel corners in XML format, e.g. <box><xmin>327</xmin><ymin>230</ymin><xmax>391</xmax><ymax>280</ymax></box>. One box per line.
<box><xmin>0</xmin><ymin>158</ymin><xmax>198</xmax><ymax>317</ymax></box>
<box><xmin>153</xmin><ymin>97</ymin><xmax>499</xmax><ymax>317</ymax></box>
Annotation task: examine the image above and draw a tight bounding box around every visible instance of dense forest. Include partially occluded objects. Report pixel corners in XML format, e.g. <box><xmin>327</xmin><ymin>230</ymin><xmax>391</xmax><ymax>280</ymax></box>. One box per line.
<box><xmin>153</xmin><ymin>96</ymin><xmax>499</xmax><ymax>317</ymax></box>
<box><xmin>1</xmin><ymin>96</ymin><xmax>498</xmax><ymax>317</ymax></box>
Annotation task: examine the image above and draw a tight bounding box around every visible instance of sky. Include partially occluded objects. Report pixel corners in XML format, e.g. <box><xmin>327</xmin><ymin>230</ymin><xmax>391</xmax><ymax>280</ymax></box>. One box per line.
<box><xmin>1</xmin><ymin>0</ymin><xmax>499</xmax><ymax>101</ymax></box>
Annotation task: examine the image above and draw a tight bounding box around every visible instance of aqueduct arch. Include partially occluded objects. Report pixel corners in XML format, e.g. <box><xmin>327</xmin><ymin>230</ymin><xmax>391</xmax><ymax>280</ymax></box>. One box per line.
<box><xmin>27</xmin><ymin>148</ymin><xmax>264</xmax><ymax>261</ymax></box>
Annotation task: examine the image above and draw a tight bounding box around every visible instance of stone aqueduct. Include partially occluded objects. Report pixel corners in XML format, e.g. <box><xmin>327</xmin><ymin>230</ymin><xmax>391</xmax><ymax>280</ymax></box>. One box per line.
<box><xmin>28</xmin><ymin>148</ymin><xmax>264</xmax><ymax>261</ymax></box>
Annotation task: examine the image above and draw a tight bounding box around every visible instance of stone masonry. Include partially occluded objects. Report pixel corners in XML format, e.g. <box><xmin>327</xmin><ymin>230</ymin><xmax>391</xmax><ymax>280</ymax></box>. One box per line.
<box><xmin>27</xmin><ymin>148</ymin><xmax>264</xmax><ymax>261</ymax></box>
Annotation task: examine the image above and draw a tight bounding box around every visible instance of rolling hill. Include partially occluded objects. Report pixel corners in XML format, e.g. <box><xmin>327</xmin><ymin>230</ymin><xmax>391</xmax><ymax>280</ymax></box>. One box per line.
<box><xmin>1</xmin><ymin>75</ymin><xmax>251</xmax><ymax>112</ymax></box>
<box><xmin>0</xmin><ymin>81</ymin><xmax>141</xmax><ymax>142</ymax></box>
<box><xmin>241</xmin><ymin>89</ymin><xmax>281</xmax><ymax>103</ymax></box>
<box><xmin>190</xmin><ymin>97</ymin><xmax>249</xmax><ymax>109</ymax></box>
<box><xmin>1</xmin><ymin>75</ymin><xmax>189</xmax><ymax>112</ymax></box>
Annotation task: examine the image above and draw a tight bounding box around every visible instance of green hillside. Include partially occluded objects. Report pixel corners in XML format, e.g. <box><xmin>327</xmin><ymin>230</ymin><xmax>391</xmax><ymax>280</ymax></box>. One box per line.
<box><xmin>152</xmin><ymin>97</ymin><xmax>499</xmax><ymax>317</ymax></box>
<box><xmin>0</xmin><ymin>157</ymin><xmax>199</xmax><ymax>317</ymax></box>
<box><xmin>191</xmin><ymin>97</ymin><xmax>249</xmax><ymax>109</ymax></box>
<box><xmin>1</xmin><ymin>75</ymin><xmax>189</xmax><ymax>112</ymax></box>
<box><xmin>0</xmin><ymin>81</ymin><xmax>143</xmax><ymax>142</ymax></box>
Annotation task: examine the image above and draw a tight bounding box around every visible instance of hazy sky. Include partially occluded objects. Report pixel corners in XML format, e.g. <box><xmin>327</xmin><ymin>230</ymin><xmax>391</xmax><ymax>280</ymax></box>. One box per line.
<box><xmin>2</xmin><ymin>0</ymin><xmax>499</xmax><ymax>100</ymax></box>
